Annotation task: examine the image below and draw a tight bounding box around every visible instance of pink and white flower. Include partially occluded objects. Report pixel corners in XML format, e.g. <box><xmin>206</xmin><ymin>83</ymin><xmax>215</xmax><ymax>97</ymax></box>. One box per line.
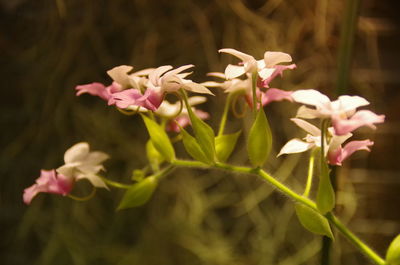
<box><xmin>278</xmin><ymin>118</ymin><xmax>374</xmax><ymax>166</ymax></box>
<box><xmin>23</xmin><ymin>169</ymin><xmax>74</xmax><ymax>204</ymax></box>
<box><xmin>291</xmin><ymin>89</ymin><xmax>385</xmax><ymax>135</ymax></box>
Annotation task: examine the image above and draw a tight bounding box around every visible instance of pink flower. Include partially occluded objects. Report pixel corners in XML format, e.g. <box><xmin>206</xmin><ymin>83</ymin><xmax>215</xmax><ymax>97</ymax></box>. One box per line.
<box><xmin>291</xmin><ymin>89</ymin><xmax>385</xmax><ymax>135</ymax></box>
<box><xmin>278</xmin><ymin>118</ymin><xmax>374</xmax><ymax>166</ymax></box>
<box><xmin>258</xmin><ymin>64</ymin><xmax>297</xmax><ymax>88</ymax></box>
<box><xmin>110</xmin><ymin>88</ymin><xmax>163</xmax><ymax>111</ymax></box>
<box><xmin>76</xmin><ymin>82</ymin><xmax>122</xmax><ymax>101</ymax></box>
<box><xmin>23</xmin><ymin>169</ymin><xmax>74</xmax><ymax>204</ymax></box>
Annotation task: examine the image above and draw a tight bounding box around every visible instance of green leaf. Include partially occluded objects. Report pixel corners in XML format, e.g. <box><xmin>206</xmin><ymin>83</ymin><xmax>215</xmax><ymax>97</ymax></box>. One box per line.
<box><xmin>316</xmin><ymin>161</ymin><xmax>335</xmax><ymax>214</ymax></box>
<box><xmin>131</xmin><ymin>169</ymin><xmax>145</xmax><ymax>181</ymax></box>
<box><xmin>186</xmin><ymin>108</ymin><xmax>215</xmax><ymax>162</ymax></box>
<box><xmin>142</xmin><ymin>115</ymin><xmax>175</xmax><ymax>162</ymax></box>
<box><xmin>146</xmin><ymin>140</ymin><xmax>164</xmax><ymax>170</ymax></box>
<box><xmin>181</xmin><ymin>128</ymin><xmax>212</xmax><ymax>164</ymax></box>
<box><xmin>386</xmin><ymin>234</ymin><xmax>400</xmax><ymax>265</ymax></box>
<box><xmin>247</xmin><ymin>108</ymin><xmax>272</xmax><ymax>167</ymax></box>
<box><xmin>117</xmin><ymin>177</ymin><xmax>158</xmax><ymax>210</ymax></box>
<box><xmin>215</xmin><ymin>131</ymin><xmax>241</xmax><ymax>162</ymax></box>
<box><xmin>295</xmin><ymin>203</ymin><xmax>334</xmax><ymax>239</ymax></box>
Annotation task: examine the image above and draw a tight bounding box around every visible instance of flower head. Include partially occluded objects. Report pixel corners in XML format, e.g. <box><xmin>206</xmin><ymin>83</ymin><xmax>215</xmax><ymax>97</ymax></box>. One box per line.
<box><xmin>278</xmin><ymin>118</ymin><xmax>374</xmax><ymax>165</ymax></box>
<box><xmin>23</xmin><ymin>169</ymin><xmax>74</xmax><ymax>204</ymax></box>
<box><xmin>291</xmin><ymin>89</ymin><xmax>385</xmax><ymax>135</ymax></box>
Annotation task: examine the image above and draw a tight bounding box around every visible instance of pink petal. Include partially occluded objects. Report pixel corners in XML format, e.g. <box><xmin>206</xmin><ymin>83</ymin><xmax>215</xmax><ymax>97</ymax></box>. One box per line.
<box><xmin>333</xmin><ymin>110</ymin><xmax>385</xmax><ymax>135</ymax></box>
<box><xmin>75</xmin><ymin>83</ymin><xmax>108</xmax><ymax>100</ymax></box>
<box><xmin>23</xmin><ymin>170</ymin><xmax>74</xmax><ymax>204</ymax></box>
<box><xmin>260</xmin><ymin>64</ymin><xmax>296</xmax><ymax>88</ymax></box>
<box><xmin>261</xmin><ymin>88</ymin><xmax>293</xmax><ymax>106</ymax></box>
<box><xmin>328</xmin><ymin>140</ymin><xmax>373</xmax><ymax>166</ymax></box>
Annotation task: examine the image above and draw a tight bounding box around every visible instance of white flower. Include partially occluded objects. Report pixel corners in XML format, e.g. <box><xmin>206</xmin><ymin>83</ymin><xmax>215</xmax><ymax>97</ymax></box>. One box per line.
<box><xmin>218</xmin><ymin>48</ymin><xmax>292</xmax><ymax>80</ymax></box>
<box><xmin>107</xmin><ymin>65</ymin><xmax>154</xmax><ymax>90</ymax></box>
<box><xmin>202</xmin><ymin>72</ymin><xmax>251</xmax><ymax>94</ymax></box>
<box><xmin>57</xmin><ymin>142</ymin><xmax>109</xmax><ymax>189</ymax></box>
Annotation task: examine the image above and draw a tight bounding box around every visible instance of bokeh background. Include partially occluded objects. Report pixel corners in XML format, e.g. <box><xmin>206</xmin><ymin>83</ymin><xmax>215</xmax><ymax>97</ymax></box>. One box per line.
<box><xmin>1</xmin><ymin>0</ymin><xmax>399</xmax><ymax>264</ymax></box>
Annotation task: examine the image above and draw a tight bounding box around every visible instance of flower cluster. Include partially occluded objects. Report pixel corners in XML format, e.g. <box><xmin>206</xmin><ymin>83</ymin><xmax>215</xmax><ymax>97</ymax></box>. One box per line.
<box><xmin>23</xmin><ymin>142</ymin><xmax>109</xmax><ymax>204</ymax></box>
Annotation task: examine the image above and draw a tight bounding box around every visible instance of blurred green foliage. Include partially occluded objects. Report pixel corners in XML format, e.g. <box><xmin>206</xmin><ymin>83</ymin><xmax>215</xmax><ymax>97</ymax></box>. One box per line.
<box><xmin>1</xmin><ymin>0</ymin><xmax>392</xmax><ymax>264</ymax></box>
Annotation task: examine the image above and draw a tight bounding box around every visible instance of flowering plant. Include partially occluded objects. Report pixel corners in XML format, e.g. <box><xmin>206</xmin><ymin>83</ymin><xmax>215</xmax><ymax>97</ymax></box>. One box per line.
<box><xmin>24</xmin><ymin>48</ymin><xmax>399</xmax><ymax>265</ymax></box>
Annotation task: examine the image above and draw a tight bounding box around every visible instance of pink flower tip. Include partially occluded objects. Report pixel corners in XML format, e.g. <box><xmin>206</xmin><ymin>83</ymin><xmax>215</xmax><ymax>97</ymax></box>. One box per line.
<box><xmin>23</xmin><ymin>169</ymin><xmax>74</xmax><ymax>205</ymax></box>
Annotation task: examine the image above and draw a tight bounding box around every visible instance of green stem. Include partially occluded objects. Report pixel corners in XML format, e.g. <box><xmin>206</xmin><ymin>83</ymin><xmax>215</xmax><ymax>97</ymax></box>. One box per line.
<box><xmin>99</xmin><ymin>176</ymin><xmax>134</xmax><ymax>189</ymax></box>
<box><xmin>170</xmin><ymin>159</ymin><xmax>384</xmax><ymax>265</ymax></box>
<box><xmin>251</xmin><ymin>72</ymin><xmax>258</xmax><ymax>116</ymax></box>
<box><xmin>218</xmin><ymin>93</ymin><xmax>234</xmax><ymax>136</ymax></box>
<box><xmin>326</xmin><ymin>213</ymin><xmax>385</xmax><ymax>265</ymax></box>
<box><xmin>304</xmin><ymin>148</ymin><xmax>318</xmax><ymax>197</ymax></box>
<box><xmin>153</xmin><ymin>165</ymin><xmax>176</xmax><ymax>180</ymax></box>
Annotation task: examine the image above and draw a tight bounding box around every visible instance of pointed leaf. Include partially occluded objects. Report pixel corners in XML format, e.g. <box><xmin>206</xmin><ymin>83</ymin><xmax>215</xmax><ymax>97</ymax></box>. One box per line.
<box><xmin>187</xmin><ymin>107</ymin><xmax>215</xmax><ymax>162</ymax></box>
<box><xmin>247</xmin><ymin>108</ymin><xmax>273</xmax><ymax>167</ymax></box>
<box><xmin>142</xmin><ymin>115</ymin><xmax>175</xmax><ymax>162</ymax></box>
<box><xmin>117</xmin><ymin>177</ymin><xmax>158</xmax><ymax>210</ymax></box>
<box><xmin>181</xmin><ymin>129</ymin><xmax>212</xmax><ymax>164</ymax></box>
<box><xmin>386</xmin><ymin>234</ymin><xmax>400</xmax><ymax>265</ymax></box>
<box><xmin>316</xmin><ymin>161</ymin><xmax>335</xmax><ymax>214</ymax></box>
<box><xmin>215</xmin><ymin>131</ymin><xmax>241</xmax><ymax>162</ymax></box>
<box><xmin>295</xmin><ymin>203</ymin><xmax>334</xmax><ymax>239</ymax></box>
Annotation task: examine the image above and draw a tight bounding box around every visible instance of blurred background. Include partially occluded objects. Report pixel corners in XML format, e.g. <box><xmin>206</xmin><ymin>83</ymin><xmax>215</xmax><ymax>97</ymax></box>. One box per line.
<box><xmin>1</xmin><ymin>0</ymin><xmax>399</xmax><ymax>264</ymax></box>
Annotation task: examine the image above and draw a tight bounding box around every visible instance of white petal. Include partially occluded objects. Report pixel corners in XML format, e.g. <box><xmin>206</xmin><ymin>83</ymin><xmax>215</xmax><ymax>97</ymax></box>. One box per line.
<box><xmin>258</xmin><ymin>68</ymin><xmax>275</xmax><ymax>80</ymax></box>
<box><xmin>188</xmin><ymin>96</ymin><xmax>207</xmax><ymax>106</ymax></box>
<box><xmin>149</xmin><ymin>65</ymin><xmax>173</xmax><ymax>86</ymax></box>
<box><xmin>264</xmin><ymin>51</ymin><xmax>292</xmax><ymax>67</ymax></box>
<box><xmin>183</xmin><ymin>82</ymin><xmax>214</xmax><ymax>95</ymax></box>
<box><xmin>107</xmin><ymin>65</ymin><xmax>133</xmax><ymax>88</ymax></box>
<box><xmin>165</xmin><ymin>64</ymin><xmax>194</xmax><ymax>77</ymax></box>
<box><xmin>332</xmin><ymin>95</ymin><xmax>370</xmax><ymax>113</ymax></box>
<box><xmin>56</xmin><ymin>164</ymin><xmax>77</xmax><ymax>178</ymax></box>
<box><xmin>155</xmin><ymin>101</ymin><xmax>181</xmax><ymax>117</ymax></box>
<box><xmin>291</xmin><ymin>118</ymin><xmax>321</xmax><ymax>136</ymax></box>
<box><xmin>296</xmin><ymin>106</ymin><xmax>322</xmax><ymax>119</ymax></box>
<box><xmin>77</xmin><ymin>173</ymin><xmax>108</xmax><ymax>189</ymax></box>
<box><xmin>64</xmin><ymin>142</ymin><xmax>89</xmax><ymax>164</ymax></box>
<box><xmin>207</xmin><ymin>72</ymin><xmax>226</xmax><ymax>79</ymax></box>
<box><xmin>131</xmin><ymin>68</ymin><xmax>155</xmax><ymax>76</ymax></box>
<box><xmin>278</xmin><ymin>139</ymin><xmax>314</xmax><ymax>156</ymax></box>
<box><xmin>219</xmin><ymin>48</ymin><xmax>255</xmax><ymax>62</ymax></box>
<box><xmin>201</xmin><ymin>81</ymin><xmax>224</xmax><ymax>87</ymax></box>
<box><xmin>291</xmin><ymin>89</ymin><xmax>331</xmax><ymax>108</ymax></box>
<box><xmin>328</xmin><ymin>132</ymin><xmax>352</xmax><ymax>152</ymax></box>
<box><xmin>84</xmin><ymin>151</ymin><xmax>109</xmax><ymax>165</ymax></box>
<box><xmin>224</xmin><ymin>64</ymin><xmax>246</xmax><ymax>79</ymax></box>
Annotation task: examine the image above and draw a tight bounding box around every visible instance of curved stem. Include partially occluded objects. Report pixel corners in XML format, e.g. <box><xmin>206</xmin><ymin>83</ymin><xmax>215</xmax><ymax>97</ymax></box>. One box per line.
<box><xmin>304</xmin><ymin>148</ymin><xmax>318</xmax><ymax>197</ymax></box>
<box><xmin>170</xmin><ymin>159</ymin><xmax>384</xmax><ymax>265</ymax></box>
<box><xmin>218</xmin><ymin>93</ymin><xmax>234</xmax><ymax>136</ymax></box>
<box><xmin>68</xmin><ymin>187</ymin><xmax>96</xmax><ymax>201</ymax></box>
<box><xmin>99</xmin><ymin>177</ymin><xmax>134</xmax><ymax>189</ymax></box>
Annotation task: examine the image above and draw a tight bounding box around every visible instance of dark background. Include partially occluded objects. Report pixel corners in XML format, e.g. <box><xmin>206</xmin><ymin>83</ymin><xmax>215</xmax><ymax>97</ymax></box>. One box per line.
<box><xmin>1</xmin><ymin>0</ymin><xmax>399</xmax><ymax>264</ymax></box>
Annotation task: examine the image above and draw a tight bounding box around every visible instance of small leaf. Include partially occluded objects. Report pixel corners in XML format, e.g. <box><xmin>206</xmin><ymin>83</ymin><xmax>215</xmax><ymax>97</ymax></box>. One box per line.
<box><xmin>215</xmin><ymin>131</ymin><xmax>241</xmax><ymax>162</ymax></box>
<box><xmin>186</xmin><ymin>107</ymin><xmax>216</xmax><ymax>162</ymax></box>
<box><xmin>181</xmin><ymin>128</ymin><xmax>212</xmax><ymax>164</ymax></box>
<box><xmin>295</xmin><ymin>203</ymin><xmax>334</xmax><ymax>239</ymax></box>
<box><xmin>386</xmin><ymin>234</ymin><xmax>400</xmax><ymax>265</ymax></box>
<box><xmin>117</xmin><ymin>177</ymin><xmax>158</xmax><ymax>210</ymax></box>
<box><xmin>131</xmin><ymin>169</ymin><xmax>145</xmax><ymax>181</ymax></box>
<box><xmin>146</xmin><ymin>140</ymin><xmax>164</xmax><ymax>169</ymax></box>
<box><xmin>247</xmin><ymin>108</ymin><xmax>273</xmax><ymax>167</ymax></box>
<box><xmin>316</xmin><ymin>161</ymin><xmax>335</xmax><ymax>214</ymax></box>
<box><xmin>142</xmin><ymin>115</ymin><xmax>175</xmax><ymax>162</ymax></box>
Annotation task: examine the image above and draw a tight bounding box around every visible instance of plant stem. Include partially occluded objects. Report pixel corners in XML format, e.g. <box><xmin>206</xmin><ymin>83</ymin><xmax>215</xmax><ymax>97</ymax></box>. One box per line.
<box><xmin>170</xmin><ymin>159</ymin><xmax>384</xmax><ymax>265</ymax></box>
<box><xmin>99</xmin><ymin>176</ymin><xmax>134</xmax><ymax>189</ymax></box>
<box><xmin>251</xmin><ymin>72</ymin><xmax>258</xmax><ymax>116</ymax></box>
<box><xmin>218</xmin><ymin>93</ymin><xmax>233</xmax><ymax>136</ymax></box>
<box><xmin>304</xmin><ymin>148</ymin><xmax>317</xmax><ymax>197</ymax></box>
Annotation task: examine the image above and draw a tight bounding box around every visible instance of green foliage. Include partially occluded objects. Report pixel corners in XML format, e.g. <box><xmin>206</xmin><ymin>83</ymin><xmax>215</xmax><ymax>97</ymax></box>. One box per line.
<box><xmin>131</xmin><ymin>169</ymin><xmax>145</xmax><ymax>181</ymax></box>
<box><xmin>118</xmin><ymin>176</ymin><xmax>158</xmax><ymax>210</ymax></box>
<box><xmin>295</xmin><ymin>203</ymin><xmax>334</xmax><ymax>239</ymax></box>
<box><xmin>142</xmin><ymin>115</ymin><xmax>175</xmax><ymax>162</ymax></box>
<box><xmin>316</xmin><ymin>161</ymin><xmax>335</xmax><ymax>214</ymax></box>
<box><xmin>386</xmin><ymin>234</ymin><xmax>400</xmax><ymax>265</ymax></box>
<box><xmin>247</xmin><ymin>108</ymin><xmax>272</xmax><ymax>167</ymax></box>
<box><xmin>215</xmin><ymin>131</ymin><xmax>241</xmax><ymax>162</ymax></box>
<box><xmin>181</xmin><ymin>128</ymin><xmax>212</xmax><ymax>164</ymax></box>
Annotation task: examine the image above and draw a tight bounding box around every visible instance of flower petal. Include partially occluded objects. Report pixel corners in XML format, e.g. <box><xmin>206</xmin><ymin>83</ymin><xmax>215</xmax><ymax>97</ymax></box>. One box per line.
<box><xmin>107</xmin><ymin>65</ymin><xmax>133</xmax><ymax>88</ymax></box>
<box><xmin>296</xmin><ymin>105</ymin><xmax>323</xmax><ymax>119</ymax></box>
<box><xmin>278</xmin><ymin>138</ymin><xmax>314</xmax><ymax>156</ymax></box>
<box><xmin>258</xmin><ymin>68</ymin><xmax>275</xmax><ymax>80</ymax></box>
<box><xmin>77</xmin><ymin>173</ymin><xmax>108</xmax><ymax>189</ymax></box>
<box><xmin>332</xmin><ymin>110</ymin><xmax>385</xmax><ymax>135</ymax></box>
<box><xmin>64</xmin><ymin>142</ymin><xmax>90</xmax><ymax>164</ymax></box>
<box><xmin>264</xmin><ymin>51</ymin><xmax>292</xmax><ymax>67</ymax></box>
<box><xmin>291</xmin><ymin>89</ymin><xmax>331</xmax><ymax>108</ymax></box>
<box><xmin>260</xmin><ymin>64</ymin><xmax>296</xmax><ymax>88</ymax></box>
<box><xmin>331</xmin><ymin>95</ymin><xmax>369</xmax><ymax>113</ymax></box>
<box><xmin>261</xmin><ymin>88</ymin><xmax>293</xmax><ymax>106</ymax></box>
<box><xmin>328</xmin><ymin>140</ymin><xmax>373</xmax><ymax>166</ymax></box>
<box><xmin>149</xmin><ymin>65</ymin><xmax>173</xmax><ymax>86</ymax></box>
<box><xmin>224</xmin><ymin>64</ymin><xmax>246</xmax><ymax>79</ymax></box>
<box><xmin>219</xmin><ymin>48</ymin><xmax>255</xmax><ymax>62</ymax></box>
<box><xmin>183</xmin><ymin>82</ymin><xmax>214</xmax><ymax>95</ymax></box>
<box><xmin>291</xmin><ymin>118</ymin><xmax>320</xmax><ymax>136</ymax></box>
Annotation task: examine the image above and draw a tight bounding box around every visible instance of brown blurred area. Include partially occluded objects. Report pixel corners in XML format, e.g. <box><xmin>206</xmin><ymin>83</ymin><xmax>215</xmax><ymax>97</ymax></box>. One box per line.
<box><xmin>0</xmin><ymin>0</ymin><xmax>399</xmax><ymax>264</ymax></box>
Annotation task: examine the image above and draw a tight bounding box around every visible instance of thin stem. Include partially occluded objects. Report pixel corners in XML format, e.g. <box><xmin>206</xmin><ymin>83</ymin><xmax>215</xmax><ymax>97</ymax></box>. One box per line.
<box><xmin>251</xmin><ymin>72</ymin><xmax>258</xmax><ymax>116</ymax></box>
<box><xmin>68</xmin><ymin>187</ymin><xmax>96</xmax><ymax>201</ymax></box>
<box><xmin>99</xmin><ymin>176</ymin><xmax>133</xmax><ymax>189</ymax></box>
<box><xmin>326</xmin><ymin>213</ymin><xmax>385</xmax><ymax>265</ymax></box>
<box><xmin>304</xmin><ymin>148</ymin><xmax>318</xmax><ymax>197</ymax></box>
<box><xmin>218</xmin><ymin>93</ymin><xmax>234</xmax><ymax>136</ymax></box>
<box><xmin>170</xmin><ymin>159</ymin><xmax>384</xmax><ymax>265</ymax></box>
<box><xmin>153</xmin><ymin>165</ymin><xmax>176</xmax><ymax>180</ymax></box>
